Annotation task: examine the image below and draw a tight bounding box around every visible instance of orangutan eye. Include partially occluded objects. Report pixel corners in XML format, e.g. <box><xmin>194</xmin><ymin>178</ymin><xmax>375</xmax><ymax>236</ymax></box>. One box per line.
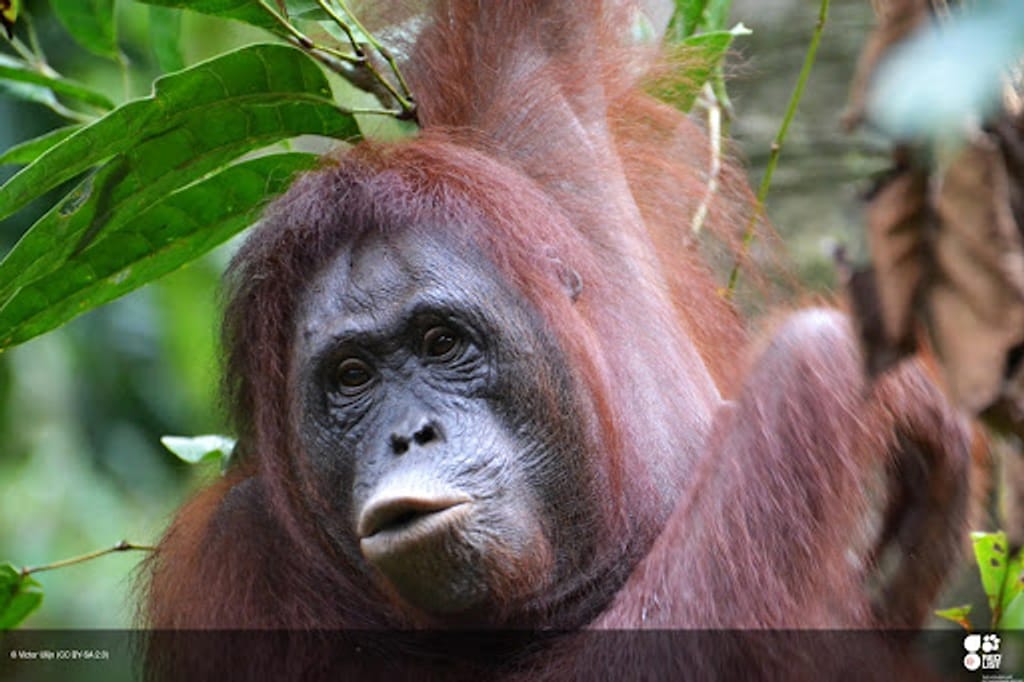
<box><xmin>422</xmin><ymin>326</ymin><xmax>461</xmax><ymax>359</ymax></box>
<box><xmin>335</xmin><ymin>358</ymin><xmax>374</xmax><ymax>389</ymax></box>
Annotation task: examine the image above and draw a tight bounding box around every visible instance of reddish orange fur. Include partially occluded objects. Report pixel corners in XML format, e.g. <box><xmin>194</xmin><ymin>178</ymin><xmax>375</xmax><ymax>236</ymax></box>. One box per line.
<box><xmin>143</xmin><ymin>2</ymin><xmax>972</xmax><ymax>679</ymax></box>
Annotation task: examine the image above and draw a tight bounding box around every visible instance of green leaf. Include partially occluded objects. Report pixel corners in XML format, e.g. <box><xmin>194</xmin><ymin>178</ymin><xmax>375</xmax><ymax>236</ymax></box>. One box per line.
<box><xmin>0</xmin><ymin>153</ymin><xmax>318</xmax><ymax>348</ymax></box>
<box><xmin>0</xmin><ymin>43</ymin><xmax>351</xmax><ymax>224</ymax></box>
<box><xmin>161</xmin><ymin>434</ymin><xmax>236</xmax><ymax>471</ymax></box>
<box><xmin>652</xmin><ymin>24</ymin><xmax>749</xmax><ymax>111</ymax></box>
<box><xmin>935</xmin><ymin>604</ymin><xmax>972</xmax><ymax>631</ymax></box>
<box><xmin>0</xmin><ymin>54</ymin><xmax>114</xmax><ymax>110</ymax></box>
<box><xmin>0</xmin><ymin>44</ymin><xmax>358</xmax><ymax>321</ymax></box>
<box><xmin>136</xmin><ymin>0</ymin><xmax>286</xmax><ymax>36</ymax></box>
<box><xmin>1000</xmin><ymin>547</ymin><xmax>1024</xmax><ymax>618</ymax></box>
<box><xmin>704</xmin><ymin>0</ymin><xmax>732</xmax><ymax>32</ymax></box>
<box><xmin>973</xmin><ymin>531</ymin><xmax>1011</xmax><ymax>621</ymax></box>
<box><xmin>0</xmin><ymin>126</ymin><xmax>82</xmax><ymax>166</ymax></box>
<box><xmin>0</xmin><ymin>563</ymin><xmax>43</xmax><ymax>630</ymax></box>
<box><xmin>150</xmin><ymin>6</ymin><xmax>186</xmax><ymax>73</ymax></box>
<box><xmin>1002</xmin><ymin>593</ymin><xmax>1024</xmax><ymax>629</ymax></box>
<box><xmin>669</xmin><ymin>0</ymin><xmax>708</xmax><ymax>40</ymax></box>
<box><xmin>50</xmin><ymin>0</ymin><xmax>118</xmax><ymax>60</ymax></box>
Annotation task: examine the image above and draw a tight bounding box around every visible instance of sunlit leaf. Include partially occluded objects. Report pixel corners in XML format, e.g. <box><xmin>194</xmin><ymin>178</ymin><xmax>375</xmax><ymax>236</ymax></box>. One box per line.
<box><xmin>161</xmin><ymin>434</ymin><xmax>236</xmax><ymax>471</ymax></box>
<box><xmin>973</xmin><ymin>531</ymin><xmax>1011</xmax><ymax>621</ymax></box>
<box><xmin>935</xmin><ymin>604</ymin><xmax>972</xmax><ymax>631</ymax></box>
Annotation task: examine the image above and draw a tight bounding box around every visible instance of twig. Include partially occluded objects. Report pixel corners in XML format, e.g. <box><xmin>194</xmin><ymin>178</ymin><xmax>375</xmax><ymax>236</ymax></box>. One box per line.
<box><xmin>317</xmin><ymin>0</ymin><xmax>416</xmax><ymax>119</ymax></box>
<box><xmin>255</xmin><ymin>0</ymin><xmax>316</xmax><ymax>49</ymax></box>
<box><xmin>725</xmin><ymin>0</ymin><xmax>830</xmax><ymax>299</ymax></box>
<box><xmin>335</xmin><ymin>0</ymin><xmax>415</xmax><ymax>107</ymax></box>
<box><xmin>21</xmin><ymin>541</ymin><xmax>155</xmax><ymax>577</ymax></box>
<box><xmin>691</xmin><ymin>82</ymin><xmax>723</xmax><ymax>234</ymax></box>
<box><xmin>254</xmin><ymin>0</ymin><xmax>415</xmax><ymax>120</ymax></box>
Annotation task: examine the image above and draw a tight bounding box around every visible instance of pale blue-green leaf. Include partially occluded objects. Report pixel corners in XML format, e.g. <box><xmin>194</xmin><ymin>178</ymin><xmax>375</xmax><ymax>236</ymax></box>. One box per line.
<box><xmin>161</xmin><ymin>434</ymin><xmax>236</xmax><ymax>471</ymax></box>
<box><xmin>868</xmin><ymin>1</ymin><xmax>1024</xmax><ymax>142</ymax></box>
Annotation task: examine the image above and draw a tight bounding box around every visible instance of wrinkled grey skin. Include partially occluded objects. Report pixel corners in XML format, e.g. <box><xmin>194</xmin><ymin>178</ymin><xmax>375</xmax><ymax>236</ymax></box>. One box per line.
<box><xmin>291</xmin><ymin>226</ymin><xmax>610</xmax><ymax>621</ymax></box>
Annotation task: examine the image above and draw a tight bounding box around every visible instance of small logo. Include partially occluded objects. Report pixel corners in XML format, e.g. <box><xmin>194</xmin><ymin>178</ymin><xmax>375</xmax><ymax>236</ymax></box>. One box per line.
<box><xmin>983</xmin><ymin>633</ymin><xmax>1001</xmax><ymax>653</ymax></box>
<box><xmin>964</xmin><ymin>633</ymin><xmax>1002</xmax><ymax>672</ymax></box>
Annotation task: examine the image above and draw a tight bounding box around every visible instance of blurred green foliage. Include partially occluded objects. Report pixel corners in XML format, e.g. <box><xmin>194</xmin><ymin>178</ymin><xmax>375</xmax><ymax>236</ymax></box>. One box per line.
<box><xmin>0</xmin><ymin>1</ymin><xmax>244</xmax><ymax>628</ymax></box>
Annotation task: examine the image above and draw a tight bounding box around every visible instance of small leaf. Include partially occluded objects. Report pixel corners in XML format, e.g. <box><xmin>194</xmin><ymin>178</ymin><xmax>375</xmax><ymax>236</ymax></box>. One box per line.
<box><xmin>973</xmin><ymin>531</ymin><xmax>1011</xmax><ymax>621</ymax></box>
<box><xmin>150</xmin><ymin>6</ymin><xmax>185</xmax><ymax>73</ymax></box>
<box><xmin>50</xmin><ymin>0</ymin><xmax>118</xmax><ymax>60</ymax></box>
<box><xmin>161</xmin><ymin>434</ymin><xmax>236</xmax><ymax>471</ymax></box>
<box><xmin>0</xmin><ymin>563</ymin><xmax>43</xmax><ymax>630</ymax></box>
<box><xmin>935</xmin><ymin>604</ymin><xmax>972</xmax><ymax>631</ymax></box>
<box><xmin>652</xmin><ymin>24</ymin><xmax>749</xmax><ymax>111</ymax></box>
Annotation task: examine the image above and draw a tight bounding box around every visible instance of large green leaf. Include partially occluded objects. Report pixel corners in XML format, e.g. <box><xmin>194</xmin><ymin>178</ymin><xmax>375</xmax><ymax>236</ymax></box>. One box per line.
<box><xmin>0</xmin><ymin>43</ymin><xmax>351</xmax><ymax>223</ymax></box>
<box><xmin>0</xmin><ymin>43</ymin><xmax>358</xmax><ymax>307</ymax></box>
<box><xmin>0</xmin><ymin>153</ymin><xmax>319</xmax><ymax>348</ymax></box>
<box><xmin>137</xmin><ymin>0</ymin><xmax>286</xmax><ymax>35</ymax></box>
<box><xmin>50</xmin><ymin>0</ymin><xmax>118</xmax><ymax>60</ymax></box>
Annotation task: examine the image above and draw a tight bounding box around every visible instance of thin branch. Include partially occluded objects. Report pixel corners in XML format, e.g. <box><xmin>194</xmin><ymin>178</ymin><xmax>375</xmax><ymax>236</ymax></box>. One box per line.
<box><xmin>21</xmin><ymin>541</ymin><xmax>155</xmax><ymax>577</ymax></box>
<box><xmin>317</xmin><ymin>0</ymin><xmax>415</xmax><ymax>118</ymax></box>
<box><xmin>315</xmin><ymin>0</ymin><xmax>364</xmax><ymax>56</ymax></box>
<box><xmin>335</xmin><ymin>0</ymin><xmax>415</xmax><ymax>107</ymax></box>
<box><xmin>255</xmin><ymin>0</ymin><xmax>316</xmax><ymax>49</ymax></box>
<box><xmin>691</xmin><ymin>83</ymin><xmax>723</xmax><ymax>234</ymax></box>
<box><xmin>725</xmin><ymin>0</ymin><xmax>830</xmax><ymax>299</ymax></box>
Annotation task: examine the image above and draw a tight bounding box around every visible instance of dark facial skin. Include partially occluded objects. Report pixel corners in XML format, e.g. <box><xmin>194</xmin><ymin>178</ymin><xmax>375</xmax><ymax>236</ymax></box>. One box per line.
<box><xmin>292</xmin><ymin>225</ymin><xmax>605</xmax><ymax>622</ymax></box>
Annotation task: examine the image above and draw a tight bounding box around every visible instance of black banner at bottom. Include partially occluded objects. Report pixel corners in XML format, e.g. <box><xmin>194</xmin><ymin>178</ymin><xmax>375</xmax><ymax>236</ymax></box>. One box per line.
<box><xmin>2</xmin><ymin>629</ymin><xmax>1021</xmax><ymax>682</ymax></box>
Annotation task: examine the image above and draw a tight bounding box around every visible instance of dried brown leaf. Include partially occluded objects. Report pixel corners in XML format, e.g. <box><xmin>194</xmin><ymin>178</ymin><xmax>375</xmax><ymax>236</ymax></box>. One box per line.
<box><xmin>929</xmin><ymin>132</ymin><xmax>1024</xmax><ymax>412</ymax></box>
<box><xmin>865</xmin><ymin>166</ymin><xmax>930</xmax><ymax>350</ymax></box>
